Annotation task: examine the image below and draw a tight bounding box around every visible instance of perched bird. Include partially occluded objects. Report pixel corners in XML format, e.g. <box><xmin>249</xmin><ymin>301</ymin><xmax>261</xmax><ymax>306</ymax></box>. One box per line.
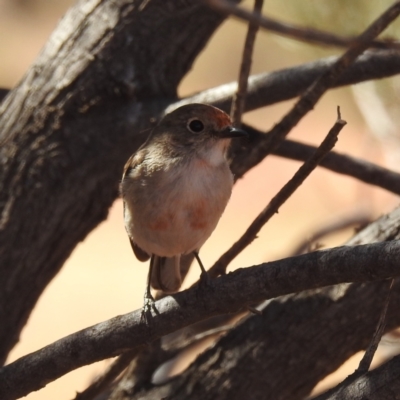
<box><xmin>121</xmin><ymin>103</ymin><xmax>247</xmax><ymax>304</ymax></box>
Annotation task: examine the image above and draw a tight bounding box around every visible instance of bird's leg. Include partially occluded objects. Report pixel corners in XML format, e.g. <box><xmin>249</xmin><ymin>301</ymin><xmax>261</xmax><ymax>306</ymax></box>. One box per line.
<box><xmin>141</xmin><ymin>255</ymin><xmax>156</xmax><ymax>323</ymax></box>
<box><xmin>193</xmin><ymin>251</ymin><xmax>210</xmax><ymax>287</ymax></box>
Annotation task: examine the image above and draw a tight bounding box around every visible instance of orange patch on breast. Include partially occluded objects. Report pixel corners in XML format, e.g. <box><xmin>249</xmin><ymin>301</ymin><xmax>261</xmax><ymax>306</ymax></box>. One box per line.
<box><xmin>188</xmin><ymin>200</ymin><xmax>208</xmax><ymax>230</ymax></box>
<box><xmin>148</xmin><ymin>216</ymin><xmax>170</xmax><ymax>231</ymax></box>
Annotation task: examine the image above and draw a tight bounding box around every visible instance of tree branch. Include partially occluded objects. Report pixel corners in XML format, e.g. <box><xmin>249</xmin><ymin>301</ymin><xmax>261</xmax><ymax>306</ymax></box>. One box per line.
<box><xmin>209</xmin><ymin>108</ymin><xmax>346</xmax><ymax>277</ymax></box>
<box><xmin>313</xmin><ymin>355</ymin><xmax>400</xmax><ymax>400</ymax></box>
<box><xmin>2</xmin><ymin>240</ymin><xmax>400</xmax><ymax>399</ymax></box>
<box><xmin>130</xmin><ymin>281</ymin><xmax>400</xmax><ymax>400</ymax></box>
<box><xmin>233</xmin><ymin>1</ymin><xmax>400</xmax><ymax>176</ymax></box>
<box><xmin>205</xmin><ymin>0</ymin><xmax>400</xmax><ymax>50</ymax></box>
<box><xmin>239</xmin><ymin>125</ymin><xmax>400</xmax><ymax>196</ymax></box>
<box><xmin>0</xmin><ymin>0</ymin><xmax>232</xmax><ymax>364</ymax></box>
<box><xmin>119</xmin><ymin>206</ymin><xmax>400</xmax><ymax>400</ymax></box>
<box><xmin>173</xmin><ymin>49</ymin><xmax>400</xmax><ymax>113</ymax></box>
<box><xmin>74</xmin><ymin>350</ymin><xmax>139</xmax><ymax>400</ymax></box>
<box><xmin>230</xmin><ymin>0</ymin><xmax>263</xmax><ymax>126</ymax></box>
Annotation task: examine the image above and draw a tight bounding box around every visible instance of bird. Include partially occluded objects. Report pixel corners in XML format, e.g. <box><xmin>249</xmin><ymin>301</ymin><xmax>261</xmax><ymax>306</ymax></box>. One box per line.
<box><xmin>120</xmin><ymin>103</ymin><xmax>247</xmax><ymax>307</ymax></box>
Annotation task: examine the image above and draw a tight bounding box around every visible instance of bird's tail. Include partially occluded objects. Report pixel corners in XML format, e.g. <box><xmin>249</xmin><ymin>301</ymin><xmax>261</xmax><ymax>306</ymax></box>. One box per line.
<box><xmin>150</xmin><ymin>255</ymin><xmax>182</xmax><ymax>293</ymax></box>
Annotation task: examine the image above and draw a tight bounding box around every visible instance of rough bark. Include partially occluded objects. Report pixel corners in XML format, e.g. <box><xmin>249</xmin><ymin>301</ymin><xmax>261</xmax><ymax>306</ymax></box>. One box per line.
<box><xmin>314</xmin><ymin>354</ymin><xmax>400</xmax><ymax>400</ymax></box>
<box><xmin>2</xmin><ymin>1</ymin><xmax>400</xmax><ymax>399</ymax></box>
<box><xmin>176</xmin><ymin>49</ymin><xmax>400</xmax><ymax>112</ymax></box>
<box><xmin>109</xmin><ymin>206</ymin><xmax>400</xmax><ymax>400</ymax></box>
<box><xmin>2</xmin><ymin>238</ymin><xmax>400</xmax><ymax>399</ymax></box>
<box><xmin>0</xmin><ymin>0</ymin><xmax>229</xmax><ymax>364</ymax></box>
<box><xmin>122</xmin><ymin>282</ymin><xmax>399</xmax><ymax>400</ymax></box>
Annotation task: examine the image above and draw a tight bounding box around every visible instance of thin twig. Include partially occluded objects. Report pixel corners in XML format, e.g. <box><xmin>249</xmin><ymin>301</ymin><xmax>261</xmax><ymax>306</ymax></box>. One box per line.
<box><xmin>234</xmin><ymin>124</ymin><xmax>400</xmax><ymax>196</ymax></box>
<box><xmin>208</xmin><ymin>108</ymin><xmax>346</xmax><ymax>278</ymax></box>
<box><xmin>290</xmin><ymin>211</ymin><xmax>371</xmax><ymax>256</ymax></box>
<box><xmin>314</xmin><ymin>278</ymin><xmax>395</xmax><ymax>400</ymax></box>
<box><xmin>228</xmin><ymin>1</ymin><xmax>400</xmax><ymax>177</ymax></box>
<box><xmin>73</xmin><ymin>349</ymin><xmax>140</xmax><ymax>400</ymax></box>
<box><xmin>231</xmin><ymin>0</ymin><xmax>263</xmax><ymax>126</ymax></box>
<box><xmin>270</xmin><ymin>134</ymin><xmax>400</xmax><ymax>196</ymax></box>
<box><xmin>357</xmin><ymin>278</ymin><xmax>395</xmax><ymax>373</ymax></box>
<box><xmin>205</xmin><ymin>0</ymin><xmax>400</xmax><ymax>50</ymax></box>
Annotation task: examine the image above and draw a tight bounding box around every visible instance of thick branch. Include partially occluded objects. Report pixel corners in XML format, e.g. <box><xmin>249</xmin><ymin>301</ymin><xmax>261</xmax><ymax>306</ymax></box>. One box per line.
<box><xmin>174</xmin><ymin>50</ymin><xmax>400</xmax><ymax>112</ymax></box>
<box><xmin>2</xmin><ymin>240</ymin><xmax>400</xmax><ymax>399</ymax></box>
<box><xmin>130</xmin><ymin>281</ymin><xmax>400</xmax><ymax>400</ymax></box>
<box><xmin>0</xmin><ymin>0</ymin><xmax>230</xmax><ymax>364</ymax></box>
<box><xmin>2</xmin><ymin>1</ymin><xmax>400</xmax><ymax>393</ymax></box>
<box><xmin>119</xmin><ymin>206</ymin><xmax>400</xmax><ymax>400</ymax></box>
<box><xmin>314</xmin><ymin>355</ymin><xmax>400</xmax><ymax>400</ymax></box>
<box><xmin>241</xmin><ymin>125</ymin><xmax>400</xmax><ymax>196</ymax></box>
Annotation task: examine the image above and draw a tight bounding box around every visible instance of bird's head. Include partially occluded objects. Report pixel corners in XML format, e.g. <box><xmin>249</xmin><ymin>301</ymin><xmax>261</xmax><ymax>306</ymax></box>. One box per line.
<box><xmin>154</xmin><ymin>104</ymin><xmax>247</xmax><ymax>157</ymax></box>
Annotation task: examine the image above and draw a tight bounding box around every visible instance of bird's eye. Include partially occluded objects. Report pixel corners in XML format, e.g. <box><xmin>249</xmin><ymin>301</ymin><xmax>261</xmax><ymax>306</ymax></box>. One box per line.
<box><xmin>188</xmin><ymin>119</ymin><xmax>204</xmax><ymax>133</ymax></box>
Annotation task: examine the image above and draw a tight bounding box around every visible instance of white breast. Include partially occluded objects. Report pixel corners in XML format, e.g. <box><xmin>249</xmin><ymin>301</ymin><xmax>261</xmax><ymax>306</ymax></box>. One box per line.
<box><xmin>123</xmin><ymin>145</ymin><xmax>233</xmax><ymax>258</ymax></box>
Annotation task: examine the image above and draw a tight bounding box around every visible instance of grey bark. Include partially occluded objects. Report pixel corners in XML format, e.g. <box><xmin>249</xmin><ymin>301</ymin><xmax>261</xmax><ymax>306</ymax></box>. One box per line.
<box><xmin>314</xmin><ymin>354</ymin><xmax>400</xmax><ymax>400</ymax></box>
<box><xmin>1</xmin><ymin>0</ymin><xmax>400</xmax><ymax>399</ymax></box>
<box><xmin>2</xmin><ymin>238</ymin><xmax>400</xmax><ymax>399</ymax></box>
<box><xmin>0</xmin><ymin>0</ymin><xmax>228</xmax><ymax>365</ymax></box>
<box><xmin>110</xmin><ymin>207</ymin><xmax>400</xmax><ymax>400</ymax></box>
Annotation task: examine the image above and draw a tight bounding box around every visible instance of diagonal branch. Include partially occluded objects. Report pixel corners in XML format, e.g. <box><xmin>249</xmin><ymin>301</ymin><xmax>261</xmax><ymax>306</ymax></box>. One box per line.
<box><xmin>236</xmin><ymin>1</ymin><xmax>400</xmax><ymax>176</ymax></box>
<box><xmin>208</xmin><ymin>107</ymin><xmax>346</xmax><ymax>278</ymax></box>
<box><xmin>205</xmin><ymin>0</ymin><xmax>400</xmax><ymax>49</ymax></box>
<box><xmin>230</xmin><ymin>0</ymin><xmax>263</xmax><ymax>126</ymax></box>
<box><xmin>74</xmin><ymin>350</ymin><xmax>139</xmax><ymax>400</ymax></box>
<box><xmin>357</xmin><ymin>278</ymin><xmax>394</xmax><ymax>374</ymax></box>
<box><xmin>313</xmin><ymin>354</ymin><xmax>400</xmax><ymax>400</ymax></box>
<box><xmin>242</xmin><ymin>125</ymin><xmax>400</xmax><ymax>196</ymax></box>
<box><xmin>174</xmin><ymin>49</ymin><xmax>400</xmax><ymax>114</ymax></box>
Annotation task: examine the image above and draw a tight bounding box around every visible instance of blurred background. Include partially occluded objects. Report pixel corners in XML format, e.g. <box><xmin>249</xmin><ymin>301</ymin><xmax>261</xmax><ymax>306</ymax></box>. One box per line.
<box><xmin>1</xmin><ymin>0</ymin><xmax>400</xmax><ymax>399</ymax></box>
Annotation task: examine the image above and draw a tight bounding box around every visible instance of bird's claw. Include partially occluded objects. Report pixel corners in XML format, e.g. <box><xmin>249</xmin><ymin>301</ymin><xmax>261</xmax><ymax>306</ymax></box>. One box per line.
<box><xmin>199</xmin><ymin>270</ymin><xmax>211</xmax><ymax>290</ymax></box>
<box><xmin>140</xmin><ymin>292</ymin><xmax>156</xmax><ymax>324</ymax></box>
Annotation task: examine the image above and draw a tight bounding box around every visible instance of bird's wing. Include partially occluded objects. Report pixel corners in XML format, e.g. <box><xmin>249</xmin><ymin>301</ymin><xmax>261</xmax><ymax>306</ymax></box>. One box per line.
<box><xmin>121</xmin><ymin>127</ymin><xmax>155</xmax><ymax>263</ymax></box>
<box><xmin>129</xmin><ymin>237</ymin><xmax>150</xmax><ymax>262</ymax></box>
<box><xmin>122</xmin><ymin>150</ymin><xmax>144</xmax><ymax>179</ymax></box>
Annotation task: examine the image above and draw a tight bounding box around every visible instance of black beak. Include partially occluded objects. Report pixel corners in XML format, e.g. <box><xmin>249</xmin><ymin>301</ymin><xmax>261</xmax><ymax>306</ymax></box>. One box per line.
<box><xmin>216</xmin><ymin>126</ymin><xmax>248</xmax><ymax>139</ymax></box>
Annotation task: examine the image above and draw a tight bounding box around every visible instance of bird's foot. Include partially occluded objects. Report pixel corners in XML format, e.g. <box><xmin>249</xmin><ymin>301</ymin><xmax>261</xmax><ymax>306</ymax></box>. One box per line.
<box><xmin>199</xmin><ymin>270</ymin><xmax>211</xmax><ymax>290</ymax></box>
<box><xmin>140</xmin><ymin>291</ymin><xmax>157</xmax><ymax>324</ymax></box>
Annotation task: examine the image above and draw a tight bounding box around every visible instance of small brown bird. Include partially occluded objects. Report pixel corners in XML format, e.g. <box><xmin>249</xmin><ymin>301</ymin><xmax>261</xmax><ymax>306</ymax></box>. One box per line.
<box><xmin>121</xmin><ymin>103</ymin><xmax>246</xmax><ymax>304</ymax></box>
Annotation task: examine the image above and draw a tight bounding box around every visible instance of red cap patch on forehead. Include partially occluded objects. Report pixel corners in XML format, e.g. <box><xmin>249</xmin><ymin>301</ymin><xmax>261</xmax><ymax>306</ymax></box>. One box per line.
<box><xmin>211</xmin><ymin>108</ymin><xmax>232</xmax><ymax>130</ymax></box>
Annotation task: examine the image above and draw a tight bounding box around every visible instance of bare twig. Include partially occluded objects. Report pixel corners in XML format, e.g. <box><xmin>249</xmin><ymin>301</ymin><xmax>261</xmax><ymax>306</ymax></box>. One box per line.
<box><xmin>73</xmin><ymin>350</ymin><xmax>140</xmax><ymax>400</ymax></box>
<box><xmin>270</xmin><ymin>134</ymin><xmax>400</xmax><ymax>196</ymax></box>
<box><xmin>243</xmin><ymin>1</ymin><xmax>400</xmax><ymax>173</ymax></box>
<box><xmin>357</xmin><ymin>278</ymin><xmax>395</xmax><ymax>373</ymax></box>
<box><xmin>209</xmin><ymin>108</ymin><xmax>346</xmax><ymax>278</ymax></box>
<box><xmin>205</xmin><ymin>0</ymin><xmax>400</xmax><ymax>50</ymax></box>
<box><xmin>231</xmin><ymin>0</ymin><xmax>263</xmax><ymax>126</ymax></box>
<box><xmin>313</xmin><ymin>278</ymin><xmax>395</xmax><ymax>400</ymax></box>
<box><xmin>290</xmin><ymin>211</ymin><xmax>372</xmax><ymax>256</ymax></box>
<box><xmin>234</xmin><ymin>123</ymin><xmax>400</xmax><ymax>196</ymax></box>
